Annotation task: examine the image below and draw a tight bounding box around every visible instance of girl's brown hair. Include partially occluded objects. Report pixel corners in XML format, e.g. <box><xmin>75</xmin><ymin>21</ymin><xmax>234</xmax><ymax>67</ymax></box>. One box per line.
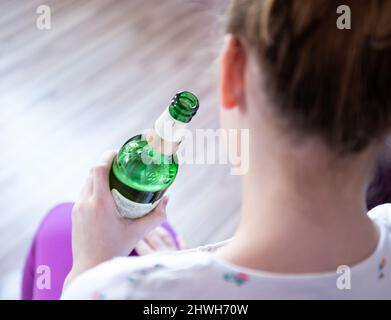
<box><xmin>227</xmin><ymin>0</ymin><xmax>391</xmax><ymax>153</ymax></box>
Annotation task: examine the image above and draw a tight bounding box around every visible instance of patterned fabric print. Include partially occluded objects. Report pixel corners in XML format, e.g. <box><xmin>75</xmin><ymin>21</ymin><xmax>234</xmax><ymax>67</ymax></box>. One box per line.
<box><xmin>128</xmin><ymin>263</ymin><xmax>165</xmax><ymax>284</ymax></box>
<box><xmin>91</xmin><ymin>290</ymin><xmax>106</xmax><ymax>300</ymax></box>
<box><xmin>379</xmin><ymin>258</ymin><xmax>387</xmax><ymax>280</ymax></box>
<box><xmin>223</xmin><ymin>272</ymin><xmax>249</xmax><ymax>286</ymax></box>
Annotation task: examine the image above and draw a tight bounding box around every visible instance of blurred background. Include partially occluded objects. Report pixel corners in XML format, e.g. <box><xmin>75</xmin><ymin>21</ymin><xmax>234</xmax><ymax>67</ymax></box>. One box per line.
<box><xmin>0</xmin><ymin>0</ymin><xmax>241</xmax><ymax>298</ymax></box>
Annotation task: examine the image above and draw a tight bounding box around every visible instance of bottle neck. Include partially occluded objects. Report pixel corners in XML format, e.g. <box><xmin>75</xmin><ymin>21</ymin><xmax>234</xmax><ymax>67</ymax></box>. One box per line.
<box><xmin>144</xmin><ymin>108</ymin><xmax>187</xmax><ymax>156</ymax></box>
<box><xmin>144</xmin><ymin>128</ymin><xmax>179</xmax><ymax>156</ymax></box>
<box><xmin>147</xmin><ymin>90</ymin><xmax>198</xmax><ymax>156</ymax></box>
<box><xmin>154</xmin><ymin>108</ymin><xmax>188</xmax><ymax>143</ymax></box>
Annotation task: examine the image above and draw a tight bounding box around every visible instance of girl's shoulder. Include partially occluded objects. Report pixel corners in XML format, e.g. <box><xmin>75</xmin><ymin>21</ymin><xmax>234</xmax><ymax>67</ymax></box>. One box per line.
<box><xmin>369</xmin><ymin>204</ymin><xmax>391</xmax><ymax>228</ymax></box>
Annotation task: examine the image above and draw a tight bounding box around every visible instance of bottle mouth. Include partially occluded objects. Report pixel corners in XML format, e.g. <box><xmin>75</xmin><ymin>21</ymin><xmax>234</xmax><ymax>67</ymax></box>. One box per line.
<box><xmin>169</xmin><ymin>91</ymin><xmax>199</xmax><ymax>123</ymax></box>
<box><xmin>177</xmin><ymin>91</ymin><xmax>199</xmax><ymax>110</ymax></box>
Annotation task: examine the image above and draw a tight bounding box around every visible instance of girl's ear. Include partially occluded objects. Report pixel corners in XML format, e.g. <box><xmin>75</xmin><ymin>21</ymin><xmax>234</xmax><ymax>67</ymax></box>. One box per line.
<box><xmin>220</xmin><ymin>35</ymin><xmax>246</xmax><ymax>110</ymax></box>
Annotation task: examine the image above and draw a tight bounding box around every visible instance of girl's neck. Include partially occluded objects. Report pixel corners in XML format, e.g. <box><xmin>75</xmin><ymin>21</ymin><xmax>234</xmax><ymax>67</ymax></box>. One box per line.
<box><xmin>217</xmin><ymin>140</ymin><xmax>380</xmax><ymax>274</ymax></box>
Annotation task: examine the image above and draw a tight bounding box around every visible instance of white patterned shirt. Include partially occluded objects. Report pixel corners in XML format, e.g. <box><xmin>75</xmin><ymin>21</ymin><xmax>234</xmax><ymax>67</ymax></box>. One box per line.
<box><xmin>62</xmin><ymin>205</ymin><xmax>391</xmax><ymax>300</ymax></box>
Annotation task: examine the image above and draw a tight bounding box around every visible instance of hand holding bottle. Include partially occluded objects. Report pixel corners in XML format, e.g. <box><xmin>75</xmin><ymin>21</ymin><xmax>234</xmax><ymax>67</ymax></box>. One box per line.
<box><xmin>64</xmin><ymin>150</ymin><xmax>168</xmax><ymax>289</ymax></box>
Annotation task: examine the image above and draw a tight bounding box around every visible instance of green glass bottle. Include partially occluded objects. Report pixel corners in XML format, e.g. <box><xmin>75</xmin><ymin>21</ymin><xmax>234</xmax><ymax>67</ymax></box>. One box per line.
<box><xmin>109</xmin><ymin>91</ymin><xmax>199</xmax><ymax>219</ymax></box>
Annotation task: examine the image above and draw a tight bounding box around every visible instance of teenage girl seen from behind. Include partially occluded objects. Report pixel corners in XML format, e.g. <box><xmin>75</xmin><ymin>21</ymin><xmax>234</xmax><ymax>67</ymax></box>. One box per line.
<box><xmin>24</xmin><ymin>0</ymin><xmax>391</xmax><ymax>299</ymax></box>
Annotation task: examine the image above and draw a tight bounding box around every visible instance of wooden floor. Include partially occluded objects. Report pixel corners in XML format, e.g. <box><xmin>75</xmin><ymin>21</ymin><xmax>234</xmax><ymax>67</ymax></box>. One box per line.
<box><xmin>0</xmin><ymin>0</ymin><xmax>241</xmax><ymax>293</ymax></box>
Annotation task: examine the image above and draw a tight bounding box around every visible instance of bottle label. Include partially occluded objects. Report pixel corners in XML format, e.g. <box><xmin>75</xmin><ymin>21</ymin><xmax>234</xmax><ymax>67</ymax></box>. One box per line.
<box><xmin>154</xmin><ymin>109</ymin><xmax>187</xmax><ymax>142</ymax></box>
<box><xmin>111</xmin><ymin>189</ymin><xmax>160</xmax><ymax>219</ymax></box>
